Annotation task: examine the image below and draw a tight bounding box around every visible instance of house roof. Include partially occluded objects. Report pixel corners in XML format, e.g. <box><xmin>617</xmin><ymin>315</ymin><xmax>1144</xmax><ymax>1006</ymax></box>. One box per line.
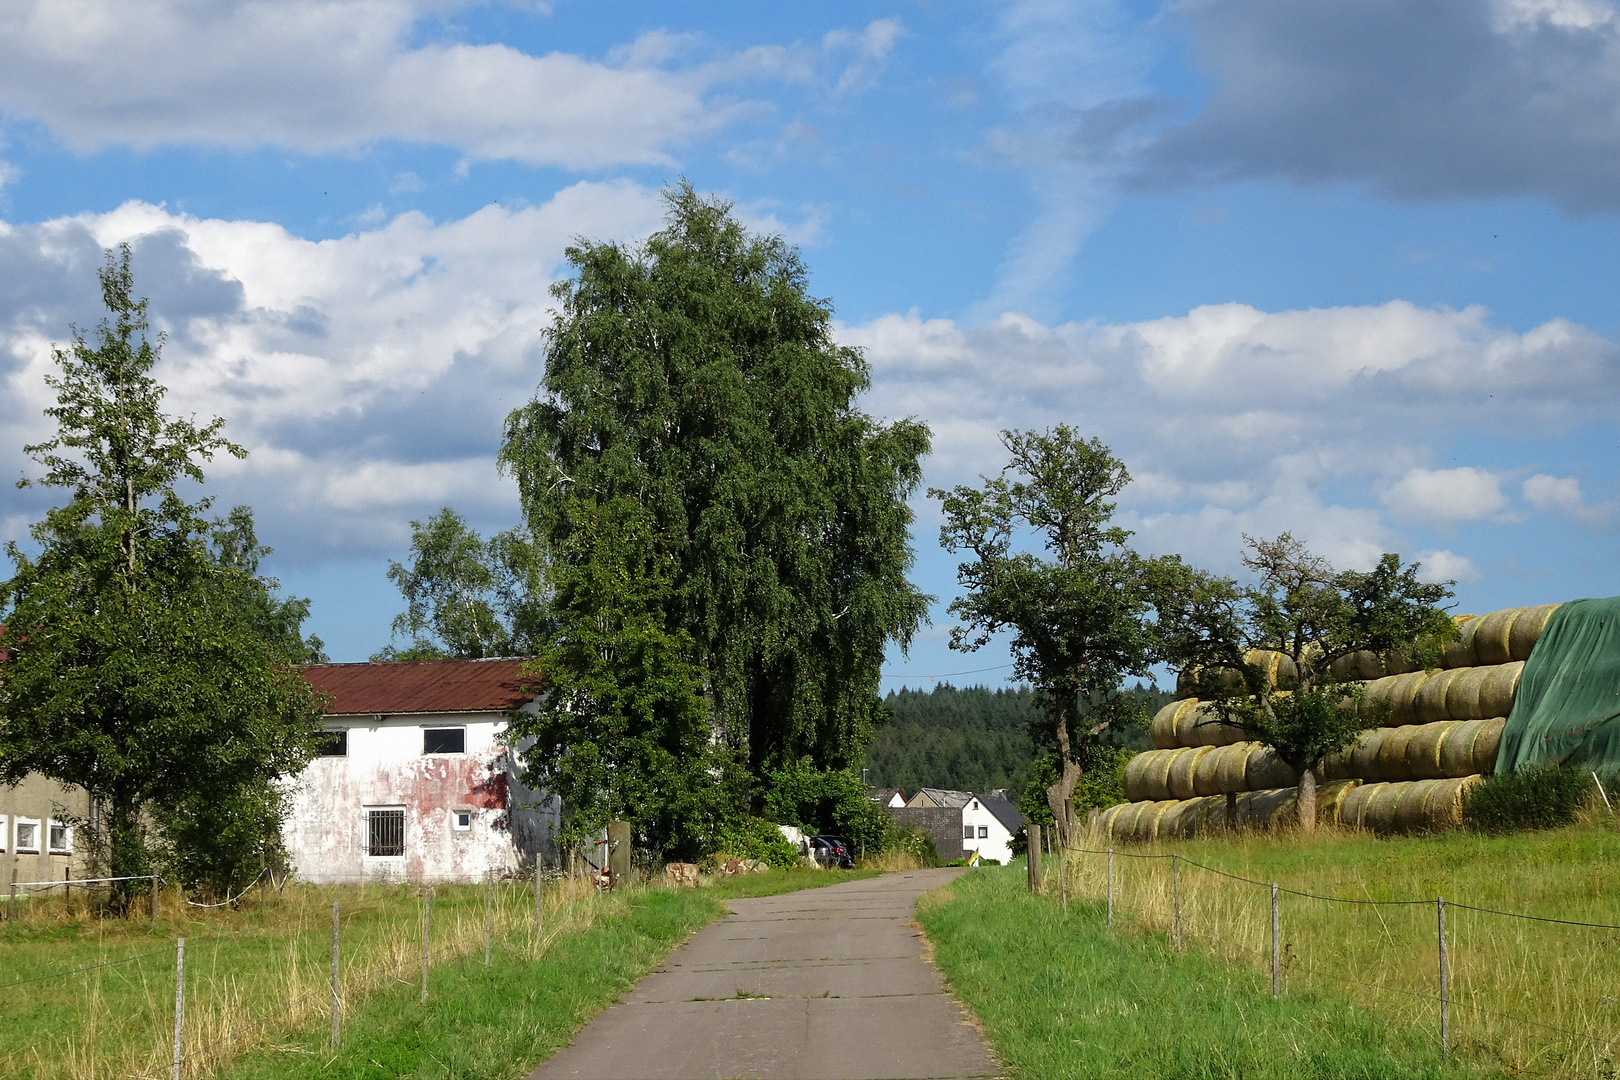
<box><xmin>866</xmin><ymin>787</ymin><xmax>904</xmax><ymax>804</ymax></box>
<box><xmin>908</xmin><ymin>787</ymin><xmax>973</xmax><ymax>808</ymax></box>
<box><xmin>301</xmin><ymin>658</ymin><xmax>539</xmax><ymax>716</ymax></box>
<box><xmin>974</xmin><ymin>793</ymin><xmax>1026</xmax><ymax>834</ymax></box>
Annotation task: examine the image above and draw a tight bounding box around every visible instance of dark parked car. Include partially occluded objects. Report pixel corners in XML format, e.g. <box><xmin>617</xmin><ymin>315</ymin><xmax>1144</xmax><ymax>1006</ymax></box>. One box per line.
<box><xmin>809</xmin><ymin>835</ymin><xmax>854</xmax><ymax>869</ymax></box>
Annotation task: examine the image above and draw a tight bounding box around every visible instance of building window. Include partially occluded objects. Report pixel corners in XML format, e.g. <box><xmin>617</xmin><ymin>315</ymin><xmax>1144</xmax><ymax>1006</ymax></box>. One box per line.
<box><xmin>963</xmin><ymin>824</ymin><xmax>974</xmax><ymax>840</ymax></box>
<box><xmin>48</xmin><ymin>821</ymin><xmax>72</xmax><ymax>855</ymax></box>
<box><xmin>423</xmin><ymin>728</ymin><xmax>466</xmax><ymax>755</ymax></box>
<box><xmin>978</xmin><ymin>826</ymin><xmax>989</xmax><ymax>839</ymax></box>
<box><xmin>15</xmin><ymin>818</ymin><xmax>41</xmax><ymax>855</ymax></box>
<box><xmin>453</xmin><ymin>811</ymin><xmax>472</xmax><ymax>831</ymax></box>
<box><xmin>0</xmin><ymin>816</ymin><xmax>7</xmax><ymax>853</ymax></box>
<box><xmin>367</xmin><ymin>808</ymin><xmax>405</xmax><ymax>857</ymax></box>
<box><xmin>317</xmin><ymin>729</ymin><xmax>348</xmax><ymax>756</ymax></box>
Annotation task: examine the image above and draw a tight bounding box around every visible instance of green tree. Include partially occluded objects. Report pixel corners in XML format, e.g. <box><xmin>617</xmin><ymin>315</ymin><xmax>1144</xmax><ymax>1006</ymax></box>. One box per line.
<box><xmin>931</xmin><ymin>427</ymin><xmax>1168</xmax><ymax>844</ymax></box>
<box><xmin>504</xmin><ymin>498</ymin><xmax>737</xmax><ymax>859</ymax></box>
<box><xmin>0</xmin><ymin>247</ymin><xmax>325</xmax><ymax>903</ymax></box>
<box><xmin>1157</xmin><ymin>533</ymin><xmax>1455</xmax><ymax>832</ymax></box>
<box><xmin>376</xmin><ymin>507</ymin><xmax>544</xmax><ymax>660</ymax></box>
<box><xmin>500</xmin><ymin>185</ymin><xmax>931</xmax><ymax>817</ymax></box>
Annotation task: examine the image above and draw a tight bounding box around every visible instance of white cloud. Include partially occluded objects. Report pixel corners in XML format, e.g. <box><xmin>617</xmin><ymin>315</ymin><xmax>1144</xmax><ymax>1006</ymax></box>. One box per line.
<box><xmin>1414</xmin><ymin>549</ymin><xmax>1483</xmax><ymax>584</ymax></box>
<box><xmin>1382</xmin><ymin>467</ymin><xmax>1510</xmax><ymax>527</ymax></box>
<box><xmin>0</xmin><ymin>181</ymin><xmax>667</xmax><ymax>561</ymax></box>
<box><xmin>1523</xmin><ymin>473</ymin><xmax>1614</xmax><ymax>528</ymax></box>
<box><xmin>0</xmin><ymin>1</ymin><xmax>876</xmax><ymax>168</ymax></box>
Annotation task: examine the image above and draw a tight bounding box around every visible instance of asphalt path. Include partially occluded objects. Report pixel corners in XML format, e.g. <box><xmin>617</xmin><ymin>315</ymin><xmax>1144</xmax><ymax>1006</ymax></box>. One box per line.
<box><xmin>525</xmin><ymin>868</ymin><xmax>1001</xmax><ymax>1080</ymax></box>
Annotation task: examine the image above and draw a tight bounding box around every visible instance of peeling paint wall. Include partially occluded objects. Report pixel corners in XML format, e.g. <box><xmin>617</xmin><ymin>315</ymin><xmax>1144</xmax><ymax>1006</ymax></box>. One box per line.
<box><xmin>281</xmin><ymin>710</ymin><xmax>560</xmax><ymax>884</ymax></box>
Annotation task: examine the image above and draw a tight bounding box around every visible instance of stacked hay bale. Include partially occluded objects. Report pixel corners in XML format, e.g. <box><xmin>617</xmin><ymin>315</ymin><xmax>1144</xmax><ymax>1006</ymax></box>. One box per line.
<box><xmin>1096</xmin><ymin>604</ymin><xmax>1561</xmax><ymax>842</ymax></box>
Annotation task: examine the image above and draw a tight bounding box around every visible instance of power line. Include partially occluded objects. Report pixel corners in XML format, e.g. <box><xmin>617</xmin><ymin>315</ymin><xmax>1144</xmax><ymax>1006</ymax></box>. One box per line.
<box><xmin>879</xmin><ymin>663</ymin><xmax>1015</xmax><ymax>680</ymax></box>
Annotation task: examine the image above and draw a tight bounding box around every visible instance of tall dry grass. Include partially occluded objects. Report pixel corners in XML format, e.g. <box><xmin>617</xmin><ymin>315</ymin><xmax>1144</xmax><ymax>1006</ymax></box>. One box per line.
<box><xmin>1045</xmin><ymin>816</ymin><xmax>1620</xmax><ymax>1077</ymax></box>
<box><xmin>1</xmin><ymin>871</ymin><xmax>616</xmax><ymax>1080</ymax></box>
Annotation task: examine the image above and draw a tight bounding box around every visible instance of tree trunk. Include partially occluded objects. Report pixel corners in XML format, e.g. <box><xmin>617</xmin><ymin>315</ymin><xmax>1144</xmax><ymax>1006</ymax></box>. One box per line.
<box><xmin>1047</xmin><ymin>705</ymin><xmax>1083</xmax><ymax>846</ymax></box>
<box><xmin>1296</xmin><ymin>766</ymin><xmax>1318</xmax><ymax>835</ymax></box>
<box><xmin>107</xmin><ymin>794</ymin><xmax>149</xmax><ymax>915</ymax></box>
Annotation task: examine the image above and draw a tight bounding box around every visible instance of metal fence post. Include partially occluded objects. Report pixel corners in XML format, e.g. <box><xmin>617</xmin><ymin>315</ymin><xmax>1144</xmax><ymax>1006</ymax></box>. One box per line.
<box><xmin>170</xmin><ymin>938</ymin><xmax>186</xmax><ymax>1080</ymax></box>
<box><xmin>421</xmin><ymin>887</ymin><xmax>433</xmax><ymax>1004</ymax></box>
<box><xmin>1438</xmin><ymin>897</ymin><xmax>1450</xmax><ymax>1054</ymax></box>
<box><xmin>534</xmin><ymin>865</ymin><xmax>543</xmax><ymax>944</ymax></box>
<box><xmin>330</xmin><ymin>900</ymin><xmax>341</xmax><ymax>1048</ymax></box>
<box><xmin>1106</xmin><ymin>849</ymin><xmax>1114</xmax><ymax>928</ymax></box>
<box><xmin>485</xmin><ymin>874</ymin><xmax>493</xmax><ymax>969</ymax></box>
<box><xmin>1059</xmin><ymin>838</ymin><xmax>1067</xmax><ymax>916</ymax></box>
<box><xmin>1270</xmin><ymin>883</ymin><xmax>1281</xmax><ymax>999</ymax></box>
<box><xmin>151</xmin><ymin>876</ymin><xmax>160</xmax><ymax>922</ymax></box>
<box><xmin>1173</xmin><ymin>854</ymin><xmax>1182</xmax><ymax>950</ymax></box>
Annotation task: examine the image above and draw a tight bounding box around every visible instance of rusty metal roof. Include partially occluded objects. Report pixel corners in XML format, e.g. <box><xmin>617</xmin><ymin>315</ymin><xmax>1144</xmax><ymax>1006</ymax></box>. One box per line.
<box><xmin>301</xmin><ymin>658</ymin><xmax>539</xmax><ymax>715</ymax></box>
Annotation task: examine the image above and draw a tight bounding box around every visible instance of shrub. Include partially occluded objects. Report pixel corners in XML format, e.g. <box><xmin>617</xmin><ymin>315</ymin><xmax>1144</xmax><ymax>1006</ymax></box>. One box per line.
<box><xmin>713</xmin><ymin>817</ymin><xmax>802</xmax><ymax>868</ymax></box>
<box><xmin>889</xmin><ymin>824</ymin><xmax>939</xmax><ymax>867</ymax></box>
<box><xmin>1073</xmin><ymin>745</ymin><xmax>1134</xmax><ymax>814</ymax></box>
<box><xmin>764</xmin><ymin>758</ymin><xmax>894</xmax><ymax>856</ymax></box>
<box><xmin>1462</xmin><ymin>766</ymin><xmax>1616</xmax><ymax>834</ymax></box>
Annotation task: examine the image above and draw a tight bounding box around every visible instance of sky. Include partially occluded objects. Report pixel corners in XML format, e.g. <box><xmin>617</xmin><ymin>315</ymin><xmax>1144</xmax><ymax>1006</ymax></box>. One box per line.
<box><xmin>1</xmin><ymin>0</ymin><xmax>1618</xmax><ymax>687</ymax></box>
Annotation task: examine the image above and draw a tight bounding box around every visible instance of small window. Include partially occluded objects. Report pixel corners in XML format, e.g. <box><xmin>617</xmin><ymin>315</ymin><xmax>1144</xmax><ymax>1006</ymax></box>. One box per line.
<box><xmin>317</xmin><ymin>729</ymin><xmax>348</xmax><ymax>756</ymax></box>
<box><xmin>963</xmin><ymin>824</ymin><xmax>974</xmax><ymax>840</ymax></box>
<box><xmin>423</xmin><ymin>728</ymin><xmax>466</xmax><ymax>755</ymax></box>
<box><xmin>453</xmin><ymin>811</ymin><xmax>472</xmax><ymax>831</ymax></box>
<box><xmin>367</xmin><ymin>808</ymin><xmax>405</xmax><ymax>857</ymax></box>
<box><xmin>978</xmin><ymin>826</ymin><xmax>989</xmax><ymax>839</ymax></box>
<box><xmin>49</xmin><ymin>821</ymin><xmax>72</xmax><ymax>855</ymax></box>
<box><xmin>0</xmin><ymin>816</ymin><xmax>7</xmax><ymax>853</ymax></box>
<box><xmin>15</xmin><ymin>819</ymin><xmax>40</xmax><ymax>855</ymax></box>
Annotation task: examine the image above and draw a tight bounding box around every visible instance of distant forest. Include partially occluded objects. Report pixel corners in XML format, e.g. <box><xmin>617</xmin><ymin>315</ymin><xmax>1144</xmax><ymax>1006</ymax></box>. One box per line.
<box><xmin>862</xmin><ymin>683</ymin><xmax>1168</xmax><ymax>799</ymax></box>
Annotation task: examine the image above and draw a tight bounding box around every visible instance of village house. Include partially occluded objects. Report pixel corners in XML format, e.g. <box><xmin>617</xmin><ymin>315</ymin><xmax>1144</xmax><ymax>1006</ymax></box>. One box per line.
<box><xmin>890</xmin><ymin>788</ymin><xmax>1025</xmax><ymax>864</ymax></box>
<box><xmin>284</xmin><ymin>658</ymin><xmax>559</xmax><ymax>884</ymax></box>
<box><xmin>1</xmin><ymin>774</ymin><xmax>94</xmax><ymax>891</ymax></box>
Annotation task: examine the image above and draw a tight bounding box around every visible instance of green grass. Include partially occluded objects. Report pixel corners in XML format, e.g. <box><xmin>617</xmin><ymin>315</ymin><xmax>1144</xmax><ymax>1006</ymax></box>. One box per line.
<box><xmin>0</xmin><ymin>867</ymin><xmax>873</xmax><ymax>1080</ymax></box>
<box><xmin>917</xmin><ymin>865</ymin><xmax>1494</xmax><ymax>1080</ymax></box>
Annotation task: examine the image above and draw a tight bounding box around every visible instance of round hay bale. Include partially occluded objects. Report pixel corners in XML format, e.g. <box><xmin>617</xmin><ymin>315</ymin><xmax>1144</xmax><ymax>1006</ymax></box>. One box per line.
<box><xmin>1315</xmin><ymin>779</ymin><xmax>1362</xmax><ymax>826</ymax></box>
<box><xmin>1144</xmin><ymin>750</ymin><xmax>1176</xmax><ymax>801</ymax></box>
<box><xmin>1136</xmin><ymin>800</ymin><xmax>1179</xmax><ymax>842</ymax></box>
<box><xmin>1331</xmin><ymin>650</ymin><xmax>1387</xmax><ymax>682</ymax></box>
<box><xmin>1214</xmin><ymin>743</ymin><xmax>1251</xmax><ymax>793</ymax></box>
<box><xmin>1404</xmin><ymin>721</ymin><xmax>1455</xmax><ymax>780</ymax></box>
<box><xmin>1473</xmin><ymin>608</ymin><xmax>1523</xmax><ymax>667</ymax></box>
<box><xmin>1185</xmin><ymin>704</ymin><xmax>1248</xmax><ymax>748</ymax></box>
<box><xmin>1110</xmin><ymin>801</ymin><xmax>1149</xmax><ymax>841</ymax></box>
<box><xmin>1192</xmin><ymin>743</ymin><xmax>1230</xmax><ymax>796</ymax></box>
<box><xmin>1437</xmin><ymin>720</ymin><xmax>1484</xmax><ymax>778</ymax></box>
<box><xmin>1094</xmin><ymin>802</ymin><xmax>1125</xmax><ymax>837</ymax></box>
<box><xmin>1166</xmin><ymin>746</ymin><xmax>1211</xmax><ymax>800</ymax></box>
<box><xmin>1320</xmin><ymin>740</ymin><xmax>1356</xmax><ymax>782</ymax></box>
<box><xmin>1509</xmin><ymin>603</ymin><xmax>1560</xmax><ymax>662</ymax></box>
<box><xmin>1157</xmin><ymin>799</ymin><xmax>1201</xmax><ymax>839</ymax></box>
<box><xmin>1382</xmin><ymin>670</ymin><xmax>1431</xmax><ymax>726</ymax></box>
<box><xmin>1348</xmin><ymin>728</ymin><xmax>1387</xmax><ymax>782</ymax></box>
<box><xmin>1477</xmin><ymin>662</ymin><xmax>1523</xmax><ymax>719</ymax></box>
<box><xmin>1339</xmin><ymin>781</ymin><xmax>1379</xmax><ymax>829</ymax></box>
<box><xmin>1472</xmin><ymin>717</ymin><xmax>1507</xmax><ymax>775</ymax></box>
<box><xmin>1152</xmin><ymin>700</ymin><xmax>1195</xmax><ymax>749</ymax></box>
<box><xmin>1414</xmin><ymin>668</ymin><xmax>1464</xmax><ymax>725</ymax></box>
<box><xmin>1377</xmin><ymin>725</ymin><xmax>1420</xmax><ymax>782</ymax></box>
<box><xmin>1424</xmin><ymin>776</ymin><xmax>1478</xmax><ymax>830</ymax></box>
<box><xmin>1239</xmin><ymin>787</ymin><xmax>1295</xmax><ymax>829</ymax></box>
<box><xmin>1443</xmin><ymin>615</ymin><xmax>1481</xmax><ymax>669</ymax></box>
<box><xmin>1246</xmin><ymin>745</ymin><xmax>1298</xmax><ymax>790</ymax></box>
<box><xmin>1364</xmin><ymin>781</ymin><xmax>1407</xmax><ymax>834</ymax></box>
<box><xmin>1443</xmin><ymin>666</ymin><xmax>1490</xmax><ymax>721</ymax></box>
<box><xmin>1392</xmin><ymin>779</ymin><xmax>1442</xmax><ymax>833</ymax></box>
<box><xmin>1124</xmin><ymin>751</ymin><xmax>1161</xmax><ymax>802</ymax></box>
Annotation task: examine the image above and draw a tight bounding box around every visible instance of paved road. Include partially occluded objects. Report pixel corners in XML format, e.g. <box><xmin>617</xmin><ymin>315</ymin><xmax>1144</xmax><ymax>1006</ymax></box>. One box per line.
<box><xmin>525</xmin><ymin>868</ymin><xmax>1001</xmax><ymax>1080</ymax></box>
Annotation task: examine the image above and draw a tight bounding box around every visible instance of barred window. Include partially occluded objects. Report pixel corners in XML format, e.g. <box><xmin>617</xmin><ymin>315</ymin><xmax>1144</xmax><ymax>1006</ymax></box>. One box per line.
<box><xmin>367</xmin><ymin>809</ymin><xmax>405</xmax><ymax>857</ymax></box>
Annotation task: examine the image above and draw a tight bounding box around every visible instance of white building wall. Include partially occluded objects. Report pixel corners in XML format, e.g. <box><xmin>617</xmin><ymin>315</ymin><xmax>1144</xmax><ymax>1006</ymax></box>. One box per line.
<box><xmin>960</xmin><ymin>797</ymin><xmax>1016</xmax><ymax>864</ymax></box>
<box><xmin>282</xmin><ymin>709</ymin><xmax>559</xmax><ymax>884</ymax></box>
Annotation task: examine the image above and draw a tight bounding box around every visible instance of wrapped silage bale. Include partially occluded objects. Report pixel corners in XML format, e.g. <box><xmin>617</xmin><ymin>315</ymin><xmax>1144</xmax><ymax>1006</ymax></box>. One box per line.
<box><xmin>1320</xmin><ymin>718</ymin><xmax>1507</xmax><ymax>783</ymax></box>
<box><xmin>1360</xmin><ymin>663</ymin><xmax>1522</xmax><ymax>726</ymax></box>
<box><xmin>1441</xmin><ymin>604</ymin><xmax>1559</xmax><ymax>668</ymax></box>
<box><xmin>1338</xmin><ymin>776</ymin><xmax>1481</xmax><ymax>834</ymax></box>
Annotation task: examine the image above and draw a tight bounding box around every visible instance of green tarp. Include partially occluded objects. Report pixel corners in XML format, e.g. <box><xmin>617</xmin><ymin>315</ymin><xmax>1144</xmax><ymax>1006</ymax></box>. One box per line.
<box><xmin>1496</xmin><ymin>596</ymin><xmax>1620</xmax><ymax>774</ymax></box>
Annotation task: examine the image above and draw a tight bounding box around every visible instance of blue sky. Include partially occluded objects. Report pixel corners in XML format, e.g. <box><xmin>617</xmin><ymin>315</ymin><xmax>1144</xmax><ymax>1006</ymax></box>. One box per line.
<box><xmin>1</xmin><ymin>0</ymin><xmax>1617</xmax><ymax>686</ymax></box>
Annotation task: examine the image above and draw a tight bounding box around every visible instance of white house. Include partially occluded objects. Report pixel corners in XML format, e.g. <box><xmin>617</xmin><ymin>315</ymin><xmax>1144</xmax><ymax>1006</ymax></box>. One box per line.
<box><xmin>283</xmin><ymin>658</ymin><xmax>559</xmax><ymax>884</ymax></box>
<box><xmin>959</xmin><ymin>793</ymin><xmax>1023</xmax><ymax>864</ymax></box>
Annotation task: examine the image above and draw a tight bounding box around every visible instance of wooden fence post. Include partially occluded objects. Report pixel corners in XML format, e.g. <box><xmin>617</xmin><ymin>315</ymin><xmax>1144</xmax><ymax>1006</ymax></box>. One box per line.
<box><xmin>534</xmin><ymin>864</ymin><xmax>543</xmax><ymax>944</ymax></box>
<box><xmin>1270</xmin><ymin>883</ymin><xmax>1281</xmax><ymax>999</ymax></box>
<box><xmin>170</xmin><ymin>938</ymin><xmax>186</xmax><ymax>1080</ymax></box>
<box><xmin>421</xmin><ymin>887</ymin><xmax>433</xmax><ymax>1004</ymax></box>
<box><xmin>485</xmin><ymin>874</ymin><xmax>493</xmax><ymax>969</ymax></box>
<box><xmin>330</xmin><ymin>900</ymin><xmax>341</xmax><ymax>1048</ymax></box>
<box><xmin>1106</xmin><ymin>849</ymin><xmax>1114</xmax><ymax>928</ymax></box>
<box><xmin>1026</xmin><ymin>824</ymin><xmax>1042</xmax><ymax>893</ymax></box>
<box><xmin>1438</xmin><ymin>897</ymin><xmax>1450</xmax><ymax>1053</ymax></box>
<box><xmin>1173</xmin><ymin>854</ymin><xmax>1182</xmax><ymax>950</ymax></box>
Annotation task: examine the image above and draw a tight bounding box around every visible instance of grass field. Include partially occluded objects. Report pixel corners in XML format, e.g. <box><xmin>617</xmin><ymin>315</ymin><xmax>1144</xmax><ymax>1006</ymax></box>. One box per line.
<box><xmin>0</xmin><ymin>868</ymin><xmax>873</xmax><ymax>1080</ymax></box>
<box><xmin>1032</xmin><ymin>815</ymin><xmax>1620</xmax><ymax>1078</ymax></box>
<box><xmin>918</xmin><ymin>865</ymin><xmax>1491</xmax><ymax>1079</ymax></box>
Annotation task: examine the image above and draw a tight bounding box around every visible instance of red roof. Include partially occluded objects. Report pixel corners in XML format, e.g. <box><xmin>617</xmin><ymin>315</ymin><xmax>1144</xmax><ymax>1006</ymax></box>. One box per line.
<box><xmin>301</xmin><ymin>658</ymin><xmax>539</xmax><ymax>715</ymax></box>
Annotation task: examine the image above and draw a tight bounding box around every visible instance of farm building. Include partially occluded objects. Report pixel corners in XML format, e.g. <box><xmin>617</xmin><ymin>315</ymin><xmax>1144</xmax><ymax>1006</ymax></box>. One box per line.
<box><xmin>1096</xmin><ymin>598</ymin><xmax>1620</xmax><ymax>840</ymax></box>
<box><xmin>283</xmin><ymin>658</ymin><xmax>559</xmax><ymax>883</ymax></box>
<box><xmin>891</xmin><ymin>790</ymin><xmax>1025</xmax><ymax>863</ymax></box>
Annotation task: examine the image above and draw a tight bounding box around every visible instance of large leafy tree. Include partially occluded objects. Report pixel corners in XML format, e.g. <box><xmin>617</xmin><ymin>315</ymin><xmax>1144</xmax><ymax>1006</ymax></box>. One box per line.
<box><xmin>0</xmin><ymin>247</ymin><xmax>325</xmax><ymax>901</ymax></box>
<box><xmin>932</xmin><ymin>427</ymin><xmax>1170</xmax><ymax>844</ymax></box>
<box><xmin>500</xmin><ymin>185</ymin><xmax>931</xmax><ymax>813</ymax></box>
<box><xmin>376</xmin><ymin>507</ymin><xmax>544</xmax><ymax>660</ymax></box>
<box><xmin>1157</xmin><ymin>534</ymin><xmax>1455</xmax><ymax>832</ymax></box>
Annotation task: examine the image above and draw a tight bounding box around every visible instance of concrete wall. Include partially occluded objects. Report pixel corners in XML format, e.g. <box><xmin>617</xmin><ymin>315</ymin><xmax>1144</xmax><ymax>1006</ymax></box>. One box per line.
<box><xmin>960</xmin><ymin>797</ymin><xmax>1015</xmax><ymax>864</ymax></box>
<box><xmin>281</xmin><ymin>710</ymin><xmax>559</xmax><ymax>884</ymax></box>
<box><xmin>1</xmin><ymin>774</ymin><xmax>94</xmax><ymax>891</ymax></box>
<box><xmin>889</xmin><ymin>805</ymin><xmax>965</xmax><ymax>864</ymax></box>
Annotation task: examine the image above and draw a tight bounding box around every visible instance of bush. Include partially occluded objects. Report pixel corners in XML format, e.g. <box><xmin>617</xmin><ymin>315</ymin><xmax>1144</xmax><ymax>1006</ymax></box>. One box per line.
<box><xmin>713</xmin><ymin>816</ymin><xmax>802</xmax><ymax>868</ymax></box>
<box><xmin>1073</xmin><ymin>745</ymin><xmax>1134</xmax><ymax>814</ymax></box>
<box><xmin>889</xmin><ymin>824</ymin><xmax>939</xmax><ymax>867</ymax></box>
<box><xmin>764</xmin><ymin>758</ymin><xmax>895</xmax><ymax>856</ymax></box>
<box><xmin>1462</xmin><ymin>766</ymin><xmax>1616</xmax><ymax>834</ymax></box>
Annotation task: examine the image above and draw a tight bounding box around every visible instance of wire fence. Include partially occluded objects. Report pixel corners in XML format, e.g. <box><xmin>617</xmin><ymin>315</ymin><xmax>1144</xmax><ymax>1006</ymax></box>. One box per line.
<box><xmin>1035</xmin><ymin>831</ymin><xmax>1620</xmax><ymax>1078</ymax></box>
<box><xmin>0</xmin><ymin>866</ymin><xmax>617</xmax><ymax>1080</ymax></box>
